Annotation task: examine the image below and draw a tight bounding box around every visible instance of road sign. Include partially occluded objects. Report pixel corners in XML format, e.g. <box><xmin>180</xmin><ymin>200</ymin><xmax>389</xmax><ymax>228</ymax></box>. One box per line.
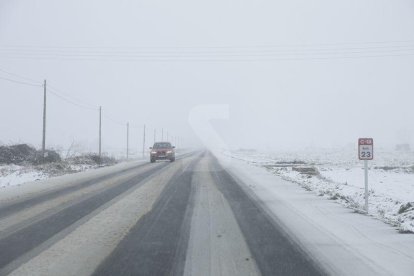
<box><xmin>358</xmin><ymin>138</ymin><xmax>373</xmax><ymax>160</ymax></box>
<box><xmin>358</xmin><ymin>138</ymin><xmax>373</xmax><ymax>213</ymax></box>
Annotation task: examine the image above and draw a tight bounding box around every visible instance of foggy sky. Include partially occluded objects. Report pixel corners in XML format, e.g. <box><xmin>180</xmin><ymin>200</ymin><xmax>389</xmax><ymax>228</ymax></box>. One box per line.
<box><xmin>1</xmin><ymin>0</ymin><xmax>414</xmax><ymax>155</ymax></box>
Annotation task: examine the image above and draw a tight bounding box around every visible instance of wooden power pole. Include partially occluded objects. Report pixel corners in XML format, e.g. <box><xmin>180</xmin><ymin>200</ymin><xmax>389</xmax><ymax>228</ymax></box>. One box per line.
<box><xmin>42</xmin><ymin>79</ymin><xmax>47</xmax><ymax>162</ymax></box>
<box><xmin>99</xmin><ymin>106</ymin><xmax>102</xmax><ymax>159</ymax></box>
<box><xmin>126</xmin><ymin>122</ymin><xmax>129</xmax><ymax>160</ymax></box>
<box><xmin>142</xmin><ymin>124</ymin><xmax>146</xmax><ymax>158</ymax></box>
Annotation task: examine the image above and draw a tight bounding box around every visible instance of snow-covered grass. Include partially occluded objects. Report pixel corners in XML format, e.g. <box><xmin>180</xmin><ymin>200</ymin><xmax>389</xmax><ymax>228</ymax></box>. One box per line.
<box><xmin>227</xmin><ymin>147</ymin><xmax>414</xmax><ymax>233</ymax></box>
<box><xmin>0</xmin><ymin>160</ymin><xmax>116</xmax><ymax>189</ymax></box>
<box><xmin>0</xmin><ymin>164</ymin><xmax>48</xmax><ymax>188</ymax></box>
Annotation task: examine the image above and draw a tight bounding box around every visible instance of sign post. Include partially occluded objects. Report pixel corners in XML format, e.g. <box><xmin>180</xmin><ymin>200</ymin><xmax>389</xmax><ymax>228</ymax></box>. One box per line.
<box><xmin>364</xmin><ymin>159</ymin><xmax>368</xmax><ymax>212</ymax></box>
<box><xmin>358</xmin><ymin>138</ymin><xmax>373</xmax><ymax>213</ymax></box>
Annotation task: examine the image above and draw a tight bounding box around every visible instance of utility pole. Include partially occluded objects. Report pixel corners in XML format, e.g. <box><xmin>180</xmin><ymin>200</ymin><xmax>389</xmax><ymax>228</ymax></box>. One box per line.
<box><xmin>98</xmin><ymin>106</ymin><xmax>102</xmax><ymax>159</ymax></box>
<box><xmin>142</xmin><ymin>124</ymin><xmax>146</xmax><ymax>158</ymax></box>
<box><xmin>126</xmin><ymin>122</ymin><xmax>129</xmax><ymax>160</ymax></box>
<box><xmin>42</xmin><ymin>79</ymin><xmax>47</xmax><ymax>162</ymax></box>
<box><xmin>161</xmin><ymin>128</ymin><xmax>164</xmax><ymax>140</ymax></box>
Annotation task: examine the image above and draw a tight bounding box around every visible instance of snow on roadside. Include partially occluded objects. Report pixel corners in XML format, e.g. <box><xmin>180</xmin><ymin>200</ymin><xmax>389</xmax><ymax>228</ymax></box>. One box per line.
<box><xmin>227</xmin><ymin>148</ymin><xmax>414</xmax><ymax>233</ymax></box>
<box><xmin>0</xmin><ymin>151</ymin><xmax>190</xmax><ymax>190</ymax></box>
<box><xmin>1</xmin><ymin>162</ymin><xmax>108</xmax><ymax>189</ymax></box>
<box><xmin>0</xmin><ymin>165</ymin><xmax>48</xmax><ymax>188</ymax></box>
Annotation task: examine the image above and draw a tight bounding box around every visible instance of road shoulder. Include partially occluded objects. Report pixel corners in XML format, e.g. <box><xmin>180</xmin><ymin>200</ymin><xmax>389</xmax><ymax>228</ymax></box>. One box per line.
<box><xmin>217</xmin><ymin>154</ymin><xmax>414</xmax><ymax>275</ymax></box>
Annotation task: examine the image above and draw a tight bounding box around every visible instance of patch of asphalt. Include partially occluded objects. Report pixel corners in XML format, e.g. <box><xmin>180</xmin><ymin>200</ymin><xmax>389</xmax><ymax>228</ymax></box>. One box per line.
<box><xmin>209</xmin><ymin>154</ymin><xmax>326</xmax><ymax>276</ymax></box>
<box><xmin>0</xmin><ymin>163</ymin><xmax>160</xmax><ymax>237</ymax></box>
<box><xmin>0</xmin><ymin>162</ymin><xmax>151</xmax><ymax>219</ymax></box>
<box><xmin>93</xmin><ymin>153</ymin><xmax>202</xmax><ymax>276</ymax></box>
<box><xmin>183</xmin><ymin>156</ymin><xmax>260</xmax><ymax>276</ymax></box>
<box><xmin>0</xmin><ymin>162</ymin><xmax>170</xmax><ymax>275</ymax></box>
<box><xmin>9</xmin><ymin>156</ymin><xmax>195</xmax><ymax>276</ymax></box>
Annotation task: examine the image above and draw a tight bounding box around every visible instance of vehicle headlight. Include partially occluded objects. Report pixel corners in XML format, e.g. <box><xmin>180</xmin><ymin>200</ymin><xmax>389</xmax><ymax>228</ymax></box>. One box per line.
<box><xmin>166</xmin><ymin>150</ymin><xmax>172</xmax><ymax>154</ymax></box>
<box><xmin>151</xmin><ymin>151</ymin><xmax>157</xmax><ymax>154</ymax></box>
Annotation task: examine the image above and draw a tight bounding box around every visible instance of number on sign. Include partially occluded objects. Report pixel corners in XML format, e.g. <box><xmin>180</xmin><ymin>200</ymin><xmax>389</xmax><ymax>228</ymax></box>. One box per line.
<box><xmin>361</xmin><ymin>151</ymin><xmax>371</xmax><ymax>158</ymax></box>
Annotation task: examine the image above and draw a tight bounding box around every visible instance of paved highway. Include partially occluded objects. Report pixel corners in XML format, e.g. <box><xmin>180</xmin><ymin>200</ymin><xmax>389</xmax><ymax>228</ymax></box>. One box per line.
<box><xmin>0</xmin><ymin>152</ymin><xmax>324</xmax><ymax>276</ymax></box>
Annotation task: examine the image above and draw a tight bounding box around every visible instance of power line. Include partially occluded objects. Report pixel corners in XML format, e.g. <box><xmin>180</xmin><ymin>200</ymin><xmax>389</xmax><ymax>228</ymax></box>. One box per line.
<box><xmin>0</xmin><ymin>68</ymin><xmax>138</xmax><ymax>127</ymax></box>
<box><xmin>0</xmin><ymin>67</ymin><xmax>170</xmax><ymax>156</ymax></box>
<box><xmin>0</xmin><ymin>67</ymin><xmax>41</xmax><ymax>84</ymax></box>
<box><xmin>1</xmin><ymin>39</ymin><xmax>414</xmax><ymax>49</ymax></box>
<box><xmin>1</xmin><ymin>40</ymin><xmax>414</xmax><ymax>62</ymax></box>
<box><xmin>0</xmin><ymin>69</ymin><xmax>99</xmax><ymax>111</ymax></box>
<box><xmin>103</xmin><ymin>111</ymin><xmax>126</xmax><ymax>126</ymax></box>
<box><xmin>1</xmin><ymin>50</ymin><xmax>413</xmax><ymax>62</ymax></box>
<box><xmin>2</xmin><ymin>47</ymin><xmax>414</xmax><ymax>56</ymax></box>
<box><xmin>47</xmin><ymin>88</ymin><xmax>98</xmax><ymax>111</ymax></box>
<box><xmin>0</xmin><ymin>67</ymin><xmax>97</xmax><ymax>111</ymax></box>
<box><xmin>128</xmin><ymin>123</ymin><xmax>145</xmax><ymax>130</ymax></box>
<box><xmin>0</xmin><ymin>42</ymin><xmax>414</xmax><ymax>53</ymax></box>
<box><xmin>0</xmin><ymin>76</ymin><xmax>42</xmax><ymax>87</ymax></box>
<box><xmin>47</xmin><ymin>83</ymin><xmax>97</xmax><ymax>109</ymax></box>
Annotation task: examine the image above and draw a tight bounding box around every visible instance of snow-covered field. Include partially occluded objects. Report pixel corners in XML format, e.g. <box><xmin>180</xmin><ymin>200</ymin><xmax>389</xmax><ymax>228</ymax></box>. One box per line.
<box><xmin>227</xmin><ymin>147</ymin><xmax>414</xmax><ymax>233</ymax></box>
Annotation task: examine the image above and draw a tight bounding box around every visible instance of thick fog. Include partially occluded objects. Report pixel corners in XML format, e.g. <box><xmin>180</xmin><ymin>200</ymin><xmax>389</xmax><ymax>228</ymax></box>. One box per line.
<box><xmin>1</xmin><ymin>1</ymin><xmax>413</xmax><ymax>155</ymax></box>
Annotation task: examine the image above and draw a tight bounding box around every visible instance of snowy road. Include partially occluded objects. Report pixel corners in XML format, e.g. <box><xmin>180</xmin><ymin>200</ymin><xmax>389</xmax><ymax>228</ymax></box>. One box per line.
<box><xmin>0</xmin><ymin>151</ymin><xmax>412</xmax><ymax>275</ymax></box>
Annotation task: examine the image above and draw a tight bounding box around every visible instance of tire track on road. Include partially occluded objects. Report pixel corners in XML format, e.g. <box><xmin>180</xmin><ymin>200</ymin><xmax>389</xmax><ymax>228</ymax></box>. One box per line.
<box><xmin>93</xmin><ymin>154</ymin><xmax>202</xmax><ymax>276</ymax></box>
<box><xmin>210</xmin><ymin>155</ymin><xmax>325</xmax><ymax>276</ymax></box>
<box><xmin>183</xmin><ymin>155</ymin><xmax>260</xmax><ymax>276</ymax></box>
<box><xmin>0</xmin><ymin>162</ymin><xmax>170</xmax><ymax>274</ymax></box>
<box><xmin>0</xmin><ymin>163</ymin><xmax>150</xmax><ymax>220</ymax></box>
<box><xmin>8</xmin><ymin>157</ymin><xmax>197</xmax><ymax>276</ymax></box>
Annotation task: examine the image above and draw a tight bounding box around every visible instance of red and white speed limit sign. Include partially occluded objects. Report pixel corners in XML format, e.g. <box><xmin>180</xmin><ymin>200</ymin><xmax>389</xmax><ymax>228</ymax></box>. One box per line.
<box><xmin>358</xmin><ymin>138</ymin><xmax>373</xmax><ymax>160</ymax></box>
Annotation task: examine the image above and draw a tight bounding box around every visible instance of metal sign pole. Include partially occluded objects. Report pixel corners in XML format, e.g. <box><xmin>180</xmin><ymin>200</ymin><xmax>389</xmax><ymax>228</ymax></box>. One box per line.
<box><xmin>364</xmin><ymin>160</ymin><xmax>369</xmax><ymax>213</ymax></box>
